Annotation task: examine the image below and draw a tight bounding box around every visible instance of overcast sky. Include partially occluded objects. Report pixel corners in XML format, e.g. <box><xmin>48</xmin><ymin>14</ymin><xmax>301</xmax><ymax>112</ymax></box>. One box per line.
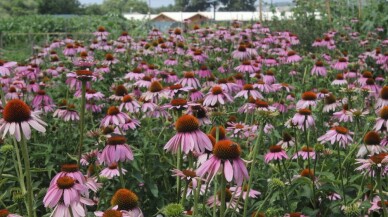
<box><xmin>79</xmin><ymin>0</ymin><xmax>292</xmax><ymax>8</ymax></box>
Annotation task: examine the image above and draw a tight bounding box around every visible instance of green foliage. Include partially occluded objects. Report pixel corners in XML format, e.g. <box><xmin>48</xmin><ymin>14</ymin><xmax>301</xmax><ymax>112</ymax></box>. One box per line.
<box><xmin>82</xmin><ymin>4</ymin><xmax>105</xmax><ymax>15</ymax></box>
<box><xmin>0</xmin><ymin>0</ymin><xmax>38</xmax><ymax>17</ymax></box>
<box><xmin>161</xmin><ymin>203</ymin><xmax>185</xmax><ymax>217</ymax></box>
<box><xmin>38</xmin><ymin>0</ymin><xmax>81</xmax><ymax>14</ymax></box>
<box><xmin>218</xmin><ymin>0</ymin><xmax>256</xmax><ymax>11</ymax></box>
<box><xmin>101</xmin><ymin>0</ymin><xmax>150</xmax><ymax>14</ymax></box>
<box><xmin>175</xmin><ymin>0</ymin><xmax>210</xmax><ymax>12</ymax></box>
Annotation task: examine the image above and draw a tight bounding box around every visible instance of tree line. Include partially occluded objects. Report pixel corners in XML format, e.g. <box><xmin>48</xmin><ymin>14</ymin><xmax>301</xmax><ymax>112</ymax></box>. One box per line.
<box><xmin>0</xmin><ymin>0</ymin><xmax>258</xmax><ymax>17</ymax></box>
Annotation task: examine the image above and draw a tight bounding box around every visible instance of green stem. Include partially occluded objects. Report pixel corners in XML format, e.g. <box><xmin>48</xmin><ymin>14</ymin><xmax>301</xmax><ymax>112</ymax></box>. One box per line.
<box><xmin>176</xmin><ymin>145</ymin><xmax>182</xmax><ymax>201</ymax></box>
<box><xmin>12</xmin><ymin>138</ymin><xmax>27</xmax><ymax>211</ymax></box>
<box><xmin>242</xmin><ymin>124</ymin><xmax>264</xmax><ymax>217</ymax></box>
<box><xmin>220</xmin><ymin>173</ymin><xmax>226</xmax><ymax>217</ymax></box>
<box><xmin>212</xmin><ymin>176</ymin><xmax>218</xmax><ymax>217</ymax></box>
<box><xmin>304</xmin><ymin>117</ymin><xmax>316</xmax><ymax>207</ymax></box>
<box><xmin>256</xmin><ymin>190</ymin><xmax>272</xmax><ymax>214</ymax></box>
<box><xmin>0</xmin><ymin>155</ymin><xmax>7</xmax><ymax>180</ymax></box>
<box><xmin>281</xmin><ymin>160</ymin><xmax>292</xmax><ymax>184</ymax></box>
<box><xmin>212</xmin><ymin>126</ymin><xmax>221</xmax><ymax>216</ymax></box>
<box><xmin>337</xmin><ymin>143</ymin><xmax>346</xmax><ymax>205</ymax></box>
<box><xmin>193</xmin><ymin>178</ymin><xmax>201</xmax><ymax>216</ymax></box>
<box><xmin>377</xmin><ymin>168</ymin><xmax>387</xmax><ymax>217</ymax></box>
<box><xmin>20</xmin><ymin>136</ymin><xmax>35</xmax><ymax>217</ymax></box>
<box><xmin>118</xmin><ymin>162</ymin><xmax>125</xmax><ymax>188</ymax></box>
<box><xmin>77</xmin><ymin>81</ymin><xmax>87</xmax><ymax>166</ymax></box>
<box><xmin>181</xmin><ymin>180</ymin><xmax>189</xmax><ymax>206</ymax></box>
<box><xmin>202</xmin><ymin>177</ymin><xmax>211</xmax><ymax>215</ymax></box>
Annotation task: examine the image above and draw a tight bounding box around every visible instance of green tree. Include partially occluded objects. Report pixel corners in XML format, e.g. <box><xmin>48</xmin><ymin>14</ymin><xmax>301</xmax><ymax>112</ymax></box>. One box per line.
<box><xmin>0</xmin><ymin>0</ymin><xmax>38</xmax><ymax>17</ymax></box>
<box><xmin>218</xmin><ymin>0</ymin><xmax>256</xmax><ymax>11</ymax></box>
<box><xmin>81</xmin><ymin>4</ymin><xmax>105</xmax><ymax>15</ymax></box>
<box><xmin>102</xmin><ymin>0</ymin><xmax>149</xmax><ymax>14</ymax></box>
<box><xmin>38</xmin><ymin>0</ymin><xmax>81</xmax><ymax>14</ymax></box>
<box><xmin>175</xmin><ymin>0</ymin><xmax>210</xmax><ymax>11</ymax></box>
<box><xmin>153</xmin><ymin>4</ymin><xmax>177</xmax><ymax>13</ymax></box>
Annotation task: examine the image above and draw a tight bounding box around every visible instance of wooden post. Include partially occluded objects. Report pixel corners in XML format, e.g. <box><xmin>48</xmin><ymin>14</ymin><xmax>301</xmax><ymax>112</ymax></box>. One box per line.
<box><xmin>358</xmin><ymin>0</ymin><xmax>362</xmax><ymax>19</ymax></box>
<box><xmin>326</xmin><ymin>0</ymin><xmax>332</xmax><ymax>24</ymax></box>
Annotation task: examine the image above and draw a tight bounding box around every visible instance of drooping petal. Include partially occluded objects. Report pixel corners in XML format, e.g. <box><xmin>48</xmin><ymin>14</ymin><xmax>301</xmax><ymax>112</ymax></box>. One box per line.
<box><xmin>224</xmin><ymin>160</ymin><xmax>233</xmax><ymax>182</ymax></box>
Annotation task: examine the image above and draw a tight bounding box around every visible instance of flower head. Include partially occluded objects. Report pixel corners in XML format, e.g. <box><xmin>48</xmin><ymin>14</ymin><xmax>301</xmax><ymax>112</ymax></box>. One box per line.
<box><xmin>197</xmin><ymin>140</ymin><xmax>249</xmax><ymax>186</ymax></box>
<box><xmin>164</xmin><ymin>114</ymin><xmax>212</xmax><ymax>154</ymax></box>
<box><xmin>0</xmin><ymin>99</ymin><xmax>46</xmax><ymax>141</ymax></box>
<box><xmin>264</xmin><ymin>145</ymin><xmax>288</xmax><ymax>163</ymax></box>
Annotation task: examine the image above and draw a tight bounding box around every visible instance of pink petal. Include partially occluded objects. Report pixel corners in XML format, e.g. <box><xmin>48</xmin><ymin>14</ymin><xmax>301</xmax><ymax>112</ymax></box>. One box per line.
<box><xmin>224</xmin><ymin>160</ymin><xmax>233</xmax><ymax>182</ymax></box>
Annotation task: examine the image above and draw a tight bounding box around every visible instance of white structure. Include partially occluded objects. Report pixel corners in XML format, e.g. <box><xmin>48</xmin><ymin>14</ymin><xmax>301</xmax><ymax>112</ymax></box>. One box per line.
<box><xmin>123</xmin><ymin>11</ymin><xmax>298</xmax><ymax>22</ymax></box>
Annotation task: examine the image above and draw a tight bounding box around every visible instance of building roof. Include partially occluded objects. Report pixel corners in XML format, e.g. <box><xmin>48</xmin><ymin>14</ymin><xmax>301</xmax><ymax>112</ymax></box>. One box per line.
<box><xmin>123</xmin><ymin>11</ymin><xmax>317</xmax><ymax>22</ymax></box>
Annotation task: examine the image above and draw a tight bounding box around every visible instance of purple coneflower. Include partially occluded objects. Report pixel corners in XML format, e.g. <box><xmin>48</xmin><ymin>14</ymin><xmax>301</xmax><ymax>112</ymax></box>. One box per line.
<box><xmin>375</xmin><ymin>86</ymin><xmax>388</xmax><ymax>109</ymax></box>
<box><xmin>318</xmin><ymin>126</ymin><xmax>353</xmax><ymax>148</ymax></box>
<box><xmin>229</xmin><ymin>185</ymin><xmax>261</xmax><ymax>200</ymax></box>
<box><xmin>291</xmin><ymin>109</ymin><xmax>315</xmax><ymax>131</ymax></box>
<box><xmin>110</xmin><ymin>188</ymin><xmax>143</xmax><ymax>215</ymax></box>
<box><xmin>374</xmin><ymin>106</ymin><xmax>388</xmax><ymax>131</ymax></box>
<box><xmin>100</xmin><ymin>135</ymin><xmax>134</xmax><ymax>164</ymax></box>
<box><xmin>277</xmin><ymin>132</ymin><xmax>295</xmax><ymax>148</ymax></box>
<box><xmin>296</xmin><ymin>91</ymin><xmax>317</xmax><ymax>109</ymax></box>
<box><xmin>5</xmin><ymin>86</ymin><xmax>20</xmax><ymax>100</ymax></box>
<box><xmin>264</xmin><ymin>145</ymin><xmax>288</xmax><ymax>163</ymax></box>
<box><xmin>164</xmin><ymin>57</ymin><xmax>178</xmax><ymax>66</ymax></box>
<box><xmin>331</xmin><ymin>74</ymin><xmax>348</xmax><ymax>86</ymax></box>
<box><xmin>286</xmin><ymin>50</ymin><xmax>302</xmax><ymax>63</ymax></box>
<box><xmin>323</xmin><ymin>94</ymin><xmax>341</xmax><ymax>112</ymax></box>
<box><xmin>357</xmin><ymin>131</ymin><xmax>387</xmax><ymax>157</ymax></box>
<box><xmin>284</xmin><ymin>212</ymin><xmax>307</xmax><ymax>217</ymax></box>
<box><xmin>187</xmin><ymin>105</ymin><xmax>211</xmax><ymax>125</ymax></box>
<box><xmin>100</xmin><ymin>106</ymin><xmax>130</xmax><ymax>127</ymax></box>
<box><xmin>189</xmin><ymin>89</ymin><xmax>204</xmax><ymax>101</ymax></box>
<box><xmin>234</xmin><ymin>60</ymin><xmax>256</xmax><ymax>74</ymax></box>
<box><xmin>31</xmin><ymin>90</ymin><xmax>55</xmax><ymax>112</ymax></box>
<box><xmin>191</xmin><ymin>49</ymin><xmax>208</xmax><ymax>63</ymax></box>
<box><xmin>142</xmin><ymin>81</ymin><xmax>167</xmax><ymax>102</ymax></box>
<box><xmin>164</xmin><ymin>114</ymin><xmax>212</xmax><ymax>154</ymax></box>
<box><xmin>253</xmin><ymin>80</ymin><xmax>274</xmax><ymax>93</ymax></box>
<box><xmin>43</xmin><ymin>175</ymin><xmax>87</xmax><ymax>211</ymax></box>
<box><xmin>293</xmin><ymin>146</ymin><xmax>316</xmax><ymax>160</ymax></box>
<box><xmin>109</xmin><ymin>85</ymin><xmax>128</xmax><ymax>101</ymax></box>
<box><xmin>0</xmin><ymin>99</ymin><xmax>46</xmax><ymax>141</ymax></box>
<box><xmin>0</xmin><ymin>209</ymin><xmax>22</xmax><ymax>217</ymax></box>
<box><xmin>93</xmin><ymin>26</ymin><xmax>109</xmax><ymax>39</ymax></box>
<box><xmin>232</xmin><ymin>44</ymin><xmax>251</xmax><ymax>60</ymax></box>
<box><xmin>332</xmin><ymin>57</ymin><xmax>348</xmax><ymax>70</ymax></box>
<box><xmin>100</xmin><ymin>163</ymin><xmax>127</xmax><ymax>179</ymax></box>
<box><xmin>125</xmin><ymin>67</ymin><xmax>144</xmax><ymax>81</ymax></box>
<box><xmin>95</xmin><ymin>208</ymin><xmax>133</xmax><ymax>217</ymax></box>
<box><xmin>203</xmin><ymin>86</ymin><xmax>233</xmax><ymax>107</ymax></box>
<box><xmin>197</xmin><ymin>140</ymin><xmax>249</xmax><ymax>186</ymax></box>
<box><xmin>355</xmin><ymin>153</ymin><xmax>388</xmax><ymax>177</ymax></box>
<box><xmin>166</xmin><ymin>84</ymin><xmax>192</xmax><ymax>99</ymax></box>
<box><xmin>197</xmin><ymin>65</ymin><xmax>212</xmax><ymax>78</ymax></box>
<box><xmin>333</xmin><ymin>104</ymin><xmax>353</xmax><ymax>122</ymax></box>
<box><xmin>206</xmin><ymin>188</ymin><xmax>240</xmax><ymax>209</ymax></box>
<box><xmin>226</xmin><ymin>122</ymin><xmax>251</xmax><ymax>138</ymax></box>
<box><xmin>120</xmin><ymin>95</ymin><xmax>140</xmax><ymax>113</ymax></box>
<box><xmin>59</xmin><ymin>104</ymin><xmax>79</xmax><ymax>122</ymax></box>
<box><xmin>311</xmin><ymin>60</ymin><xmax>327</xmax><ymax>76</ymax></box>
<box><xmin>234</xmin><ymin>84</ymin><xmax>263</xmax><ymax>100</ymax></box>
<box><xmin>368</xmin><ymin>196</ymin><xmax>388</xmax><ymax>214</ymax></box>
<box><xmin>177</xmin><ymin>71</ymin><xmax>201</xmax><ymax>89</ymax></box>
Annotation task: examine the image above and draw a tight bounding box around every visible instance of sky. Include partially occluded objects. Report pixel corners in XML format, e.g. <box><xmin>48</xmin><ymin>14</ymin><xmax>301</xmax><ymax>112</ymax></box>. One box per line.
<box><xmin>79</xmin><ymin>0</ymin><xmax>293</xmax><ymax>8</ymax></box>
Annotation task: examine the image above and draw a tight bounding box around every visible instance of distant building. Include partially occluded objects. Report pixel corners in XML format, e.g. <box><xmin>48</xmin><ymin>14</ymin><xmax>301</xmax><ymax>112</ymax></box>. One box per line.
<box><xmin>122</xmin><ymin>8</ymin><xmax>319</xmax><ymax>32</ymax></box>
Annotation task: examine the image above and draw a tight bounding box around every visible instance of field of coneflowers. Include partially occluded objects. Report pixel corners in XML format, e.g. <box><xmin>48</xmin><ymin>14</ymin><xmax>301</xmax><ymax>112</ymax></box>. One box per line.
<box><xmin>0</xmin><ymin>16</ymin><xmax>387</xmax><ymax>217</ymax></box>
